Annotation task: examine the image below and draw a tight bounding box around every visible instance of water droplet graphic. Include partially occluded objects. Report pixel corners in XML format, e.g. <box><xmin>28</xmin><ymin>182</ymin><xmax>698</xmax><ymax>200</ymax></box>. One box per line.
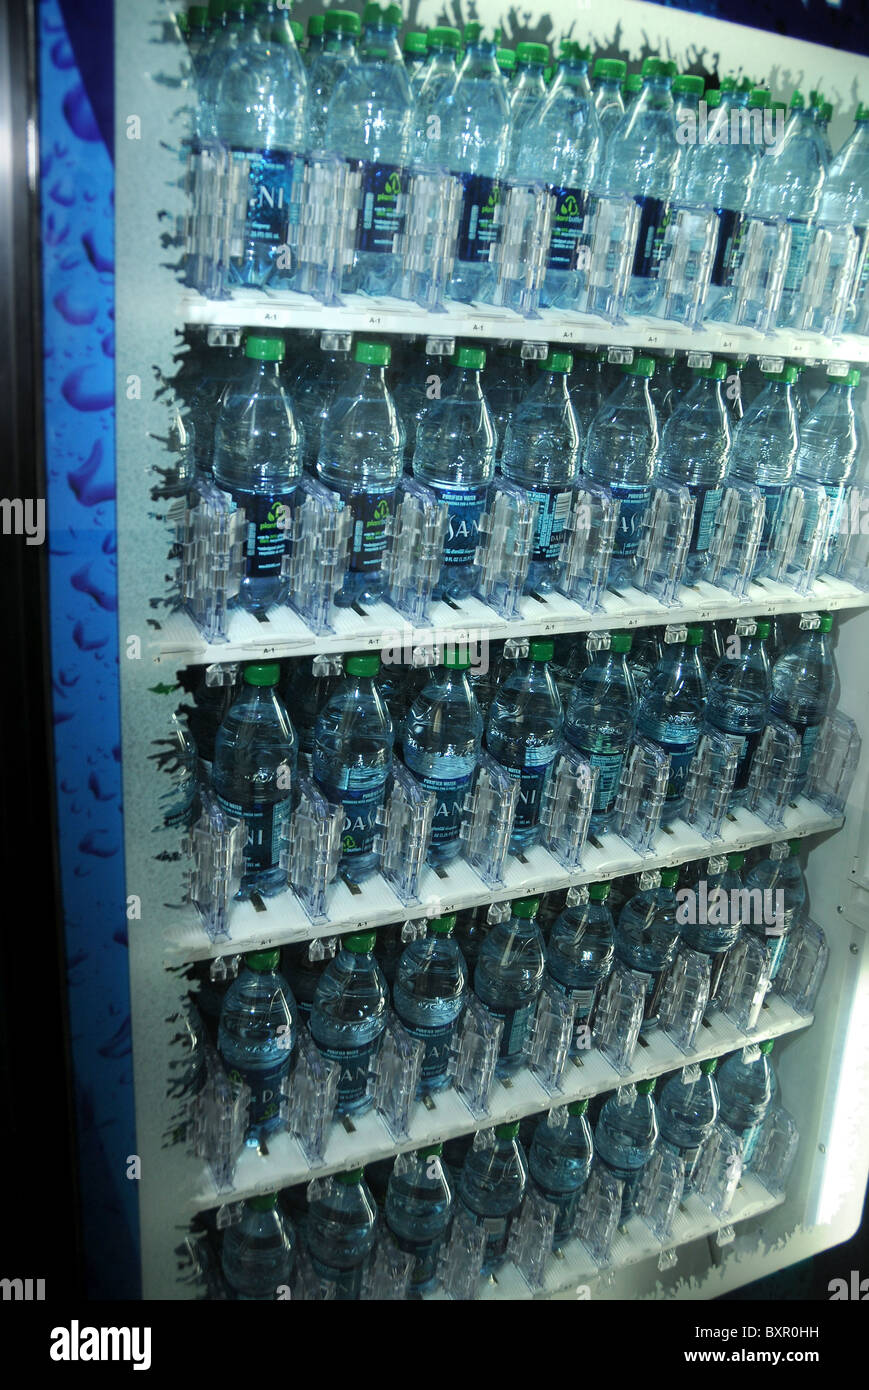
<box><xmin>82</xmin><ymin>227</ymin><xmax>113</xmax><ymax>273</ymax></box>
<box><xmin>62</xmin><ymin>363</ymin><xmax>113</xmax><ymax>412</ymax></box>
<box><xmin>63</xmin><ymin>84</ymin><xmax>101</xmax><ymax>142</ymax></box>
<box><xmin>53</xmin><ymin>287</ymin><xmax>97</xmax><ymax>325</ymax></box>
<box><xmin>51</xmin><ymin>37</ymin><xmax>76</xmax><ymax>69</ymax></box>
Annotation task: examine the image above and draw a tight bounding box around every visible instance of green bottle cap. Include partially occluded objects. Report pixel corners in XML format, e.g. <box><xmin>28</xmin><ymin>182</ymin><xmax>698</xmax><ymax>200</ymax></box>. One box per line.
<box><xmin>686</xmin><ymin>625</ymin><xmax>704</xmax><ymax>646</ymax></box>
<box><xmin>496</xmin><ymin>48</ymin><xmax>515</xmax><ymax>72</ymax></box>
<box><xmin>363</xmin><ymin>2</ymin><xmax>401</xmax><ymax>26</ymax></box>
<box><xmin>750</xmin><ymin>87</ymin><xmax>771</xmax><ymax>108</ymax></box>
<box><xmin>512</xmin><ymin>896</ymin><xmax>540</xmax><ymax>919</ymax></box>
<box><xmin>641</xmin><ymin>56</ymin><xmax>662</xmax><ymax>78</ymax></box>
<box><xmin>705</xmin><ymin>89</ymin><xmax>721</xmax><ymax>108</ymax></box>
<box><xmin>636</xmin><ymin>1077</ymin><xmax>656</xmax><ymax>1094</ymax></box>
<box><xmin>427</xmin><ymin>26</ymin><xmax>461</xmax><ymax>51</ymax></box>
<box><xmin>625</xmin><ymin>73</ymin><xmax>643</xmax><ymax>94</ymax></box>
<box><xmin>344</xmin><ymin>930</ymin><xmax>377</xmax><ymax>953</ymax></box>
<box><xmin>452</xmin><ymin>345</ymin><xmax>486</xmax><ymax>370</ymax></box>
<box><xmin>846</xmin><ymin>369</ymin><xmax>861</xmax><ymax>387</ymax></box>
<box><xmin>345</xmin><ymin>652</ymin><xmax>381</xmax><ymax>677</ymax></box>
<box><xmin>720</xmin><ymin>76</ymin><xmax>737</xmax><ymax>93</ymax></box>
<box><xmin>337</xmin><ymin>1167</ymin><xmax>364</xmax><ymax>1183</ymax></box>
<box><xmin>658</xmin><ymin>59</ymin><xmax>678</xmax><ymax>79</ymax></box>
<box><xmin>622</xmin><ymin>355</ymin><xmax>655</xmax><ymax>378</ymax></box>
<box><xmin>325</xmin><ymin>10</ymin><xmax>361</xmax><ymax>35</ymax></box>
<box><xmin>821</xmin><ymin>102</ymin><xmax>833</xmax><ymax>122</ymax></box>
<box><xmin>699</xmin><ymin>1058</ymin><xmax>718</xmax><ymax>1075</ymax></box>
<box><xmin>243</xmin><ymin>662</ymin><xmax>281</xmax><ymax>686</ymax></box>
<box><xmin>759</xmin><ymin>1039</ymin><xmax>774</xmax><ymax>1055</ymax></box>
<box><xmin>442</xmin><ymin>645</ymin><xmax>473</xmax><ymax>670</ymax></box>
<box><xmin>588</xmin><ymin>882</ymin><xmax>611</xmax><ymax>901</ymax></box>
<box><xmin>245</xmin><ymin>333</ymin><xmax>284</xmax><ymax>361</ymax></box>
<box><xmin>788</xmin><ymin>839</ymin><xmax>802</xmax><ymax>856</ymax></box>
<box><xmin>790</xmin><ymin>89</ymin><xmax>805</xmax><ymax>110</ymax></box>
<box><xmin>355</xmin><ymin>339</ymin><xmax>391</xmax><ymax>366</ymax></box>
<box><xmin>728</xmin><ymin>851</ymin><xmax>745</xmax><ymax>870</ymax></box>
<box><xmin>290</xmin><ymin>20</ymin><xmax>303</xmax><ymax>43</ymax></box>
<box><xmin>429</xmin><ymin>914</ymin><xmax>456</xmax><ymax>935</ymax></box>
<box><xmin>495</xmin><ymin>1121</ymin><xmax>520</xmax><ymax>1139</ymax></box>
<box><xmin>244</xmin><ymin>948</ymin><xmax>281</xmax><ymax>972</ymax></box>
<box><xmin>660</xmin><ymin>868</ymin><xmax>680</xmax><ymax>887</ymax></box>
<box><xmin>516</xmin><ymin>41</ymin><xmax>549</xmax><ymax>65</ymax></box>
<box><xmin>610</xmin><ymin>631</ymin><xmax>633</xmax><ymax>653</ymax></box>
<box><xmin>819</xmin><ymin>612</ymin><xmax>833</xmax><ymax>633</ymax></box>
<box><xmin>856</xmin><ymin>103</ymin><xmax>869</xmax><ymax>122</ymax></box>
<box><xmin>809</xmin><ymin>88</ymin><xmax>823</xmax><ymax>109</ymax></box>
<box><xmin>735</xmin><ymin>77</ymin><xmax>754</xmax><ymax>95</ymax></box>
<box><xmin>248</xmin><ymin>1191</ymin><xmax>279</xmax><ymax>1211</ymax></box>
<box><xmin>541</xmin><ymin>350</ymin><xmax>573</xmax><ymax>373</ymax></box>
<box><xmin>419</xmin><ymin>1142</ymin><xmax>443</xmax><ymax>1158</ymax></box>
<box><xmin>673</xmin><ymin>74</ymin><xmax>704</xmax><ymax>97</ymax></box>
<box><xmin>760</xmin><ymin>364</ymin><xmax>798</xmax><ymax>384</ymax></box>
<box><xmin>463</xmin><ymin>21</ymin><xmax>482</xmax><ymax>43</ymax></box>
<box><xmin>404</xmin><ymin>31</ymin><xmax>427</xmax><ymax>55</ymax></box>
<box><xmin>529</xmin><ymin>638</ymin><xmax>554</xmax><ymax>662</ymax></box>
<box><xmin>559</xmin><ymin>40</ymin><xmax>590</xmax><ymax>64</ymax></box>
<box><xmin>594</xmin><ymin>58</ymin><xmax>626</xmax><ymax>81</ymax></box>
<box><xmin>307</xmin><ymin>14</ymin><xmax>325</xmax><ymax>37</ymax></box>
<box><xmin>567</xmin><ymin>1098</ymin><xmax>589</xmax><ymax>1117</ymax></box>
<box><xmin>754</xmin><ymin>619</ymin><xmax>771</xmax><ymax>639</ymax></box>
<box><xmin>692</xmin><ymin>358</ymin><xmax>727</xmax><ymax>380</ymax></box>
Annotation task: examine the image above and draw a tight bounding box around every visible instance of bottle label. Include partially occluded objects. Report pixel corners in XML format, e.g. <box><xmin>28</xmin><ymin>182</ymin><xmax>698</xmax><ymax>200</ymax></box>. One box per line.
<box><xmin>353</xmin><ymin>159</ymin><xmax>406</xmax><ymax>255</ymax></box>
<box><xmin>454</xmin><ymin>172</ymin><xmax>501</xmax><ymax>264</ymax></box>
<box><xmin>504</xmin><ymin>749</ymin><xmax>558</xmax><ymax>832</ymax></box>
<box><xmin>726</xmin><ymin>728</ymin><xmax>764</xmax><ymax>792</ymax></box>
<box><xmin>225</xmin><ymin>490</ymin><xmax>295</xmax><ymax>579</ymax></box>
<box><xmin>230</xmin><ymin>147</ymin><xmax>297</xmax><ymax>260</ymax></box>
<box><xmin>311</xmin><ymin>1258</ymin><xmax>363</xmax><ymax>1300</ymax></box>
<box><xmin>756</xmin><ymin>482</ymin><xmax>786</xmax><ymax>561</ymax></box>
<box><xmin>610</xmin><ymin>482</ymin><xmax>651</xmax><ymax>561</ymax></box>
<box><xmin>426</xmin><ymin>480</ymin><xmax>489</xmax><ymax>568</ymax></box>
<box><xmin>392</xmin><ymin>1231</ymin><xmax>441</xmax><ymax>1286</ymax></box>
<box><xmin>480</xmin><ymin>998</ymin><xmax>537</xmax><ymax>1062</ymax></box>
<box><xmin>318</xmin><ymin>779</ymin><xmax>386</xmax><ymax>860</ymax></box>
<box><xmin>687</xmin><ymin>484</ymin><xmax>723</xmax><ymax>557</ymax></box>
<box><xmin>225</xmin><ymin>1056</ymin><xmax>288</xmax><ymax>1131</ymax></box>
<box><xmin>314</xmin><ymin>1038</ymin><xmax>376</xmax><ymax>1108</ymax></box>
<box><xmin>545</xmin><ymin>184</ymin><xmax>592</xmax><ymax>272</ymax></box>
<box><xmin>412</xmin><ymin>768</ymin><xmax>473</xmax><ymax>847</ymax></box>
<box><xmin>798</xmin><ymin>722</ymin><xmax>821</xmax><ymax>781</ymax></box>
<box><xmin>336</xmin><ymin>486</ymin><xmax>394</xmax><ymax>574</ymax></box>
<box><xmin>659</xmin><ymin>733</ymin><xmax>700</xmax><ymax>804</ymax></box>
<box><xmin>585</xmin><ymin>745</ymin><xmax>626</xmax><ymax>816</ymax></box>
<box><xmin>782</xmin><ymin>220</ymin><xmax>813</xmax><ymax>294</ymax></box>
<box><xmin>527</xmin><ymin>485</ymin><xmax>573</xmax><ymax>562</ymax></box>
<box><xmin>711</xmin><ymin>206</ymin><xmax>748</xmax><ymax>289</ymax></box>
<box><xmin>632</xmin><ymin>194</ymin><xmax>671</xmax><ymax>281</ymax></box>
<box><xmin>215</xmin><ymin>794</ymin><xmax>290</xmax><ymax>872</ymax></box>
<box><xmin>403</xmin><ymin>1018</ymin><xmax>457</xmax><ymax>1083</ymax></box>
<box><xmin>546</xmin><ymin>975</ymin><xmax>597</xmax><ymax>1020</ymax></box>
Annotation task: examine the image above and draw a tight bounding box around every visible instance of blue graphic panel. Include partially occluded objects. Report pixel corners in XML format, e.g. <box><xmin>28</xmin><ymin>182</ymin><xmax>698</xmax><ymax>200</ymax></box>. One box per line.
<box><xmin>642</xmin><ymin>0</ymin><xmax>868</xmax><ymax>57</ymax></box>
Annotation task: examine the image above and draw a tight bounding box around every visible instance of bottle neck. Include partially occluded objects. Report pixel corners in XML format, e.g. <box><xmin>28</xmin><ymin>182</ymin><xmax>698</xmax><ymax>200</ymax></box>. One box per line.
<box><xmin>361</xmin><ymin>24</ymin><xmax>402</xmax><ymax>62</ymax></box>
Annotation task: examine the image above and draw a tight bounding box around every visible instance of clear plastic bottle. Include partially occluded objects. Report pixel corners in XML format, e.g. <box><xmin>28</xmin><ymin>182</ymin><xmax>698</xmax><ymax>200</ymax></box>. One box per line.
<box><xmin>716</xmin><ymin>1040</ymin><xmax>776</xmax><ymax>1165</ymax></box>
<box><xmin>528</xmin><ymin>1100</ymin><xmax>593</xmax><ymax>1245</ymax></box>
<box><xmin>212</xmin><ymin>663</ymin><xmax>297</xmax><ymax>897</ymax></box>
<box><xmin>654</xmin><ymin>360</ymin><xmax>732</xmax><ymax>584</ymax></box>
<box><xmin>647</xmin><ymin>349</ymin><xmax>678</xmax><ymax>426</ymax></box>
<box><xmin>726</xmin><ymin>364</ymin><xmax>800</xmax><ymax>581</ymax></box>
<box><xmin>196</xmin><ymin>1</ymin><xmax>249</xmax><ymax>144</ymax></box>
<box><xmin>304</xmin><ymin>13</ymin><xmax>325</xmax><ymax>66</ymax></box>
<box><xmin>307</xmin><ymin>1168</ymin><xmax>377</xmax><ymax>1298</ymax></box>
<box><xmin>564</xmin><ymin>631</ymin><xmax>638</xmax><ymax>832</ymax></box>
<box><xmin>615</xmin><ymin>868</ymin><xmax>681</xmax><ymax>1034</ymax></box>
<box><xmin>305</xmin><ymin>8</ymin><xmax>361</xmax><ymax>151</ymax></box>
<box><xmin>544</xmin><ymin>883</ymin><xmax>615</xmax><ymax>1047</ymax></box>
<box><xmin>221</xmin><ymin>1192</ymin><xmax>294</xmax><ymax>1299</ymax></box>
<box><xmin>484</xmin><ymin>639</ymin><xmax>564</xmax><ymax>853</ymax></box>
<box><xmin>506</xmin><ymin>41</ymin><xmax>550</xmax><ymax>175</ymax></box>
<box><xmin>742</xmin><ymin>840</ymin><xmax>808</xmax><ymax>980</ymax></box>
<box><xmin>582</xmin><ymin>355</ymin><xmax>659</xmax><ymax>590</ymax></box>
<box><xmin>402</xmin><ymin>646</ymin><xmax>483</xmax><ymax>864</ymax></box>
<box><xmin>819</xmin><ymin>104</ymin><xmax>869</xmax><ymax>331</ymax></box>
<box><xmin>628</xmin><ymin>626</ymin><xmax>662</xmax><ymax>701</ymax></box>
<box><xmin>187</xmin><ymin>338</ymin><xmax>242</xmax><ymax>481</ymax></box>
<box><xmin>217</xmin><ymin>949</ymin><xmax>297</xmax><ymax>1141</ymax></box>
<box><xmin>500</xmin><ymin>351</ymin><xmax>582</xmax><ymax>594</ymax></box>
<box><xmin>411</xmin><ymin>345</ymin><xmax>497</xmax><ymax>601</ymax></box>
<box><xmin>409</xmin><ymin>26</ymin><xmax>462</xmax><ymax>165</ymax></box>
<box><xmin>636</xmin><ymin>625</ymin><xmax>707</xmax><ymax>824</ymax></box>
<box><xmin>656</xmin><ymin>1059</ymin><xmax>719</xmax><ymax>1192</ymax></box>
<box><xmin>569</xmin><ymin>349</ymin><xmax>610</xmax><ymax>436</ymax></box>
<box><xmin>474</xmin><ymin>895</ymin><xmax>546</xmax><ymax>1075</ymax></box>
<box><xmin>280</xmin><ymin>941</ymin><xmax>333</xmax><ymax>1024</ymax></box>
<box><xmin>393</xmin><ymin>914</ymin><xmax>468</xmax><ymax>1094</ymax></box>
<box><xmin>403</xmin><ymin>30</ymin><xmax>428</xmax><ymax>83</ymax></box>
<box><xmin>677</xmin><ymin>852</ymin><xmax>745</xmax><ymax>1008</ymax></box>
<box><xmin>385</xmin><ymin>1144</ymin><xmax>454</xmax><ymax>1293</ymax></box>
<box><xmin>769</xmin><ymin>612</ymin><xmax>835</xmax><ymax>792</ymax></box>
<box><xmin>592</xmin><ymin>57</ymin><xmax>626</xmax><ymax>152</ymax></box>
<box><xmin>483</xmin><ymin>346</ymin><xmax>529</xmax><ymax>463</ymax></box>
<box><xmin>704</xmin><ymin>618</ymin><xmax>771</xmax><ymax>804</ymax></box>
<box><xmin>316</xmin><ymin>339</ymin><xmax>404</xmax><ymax>608</ymax></box>
<box><xmin>213</xmin><ymin>334</ymin><xmax>303</xmax><ymax>614</ymax></box>
<box><xmin>793</xmin><ymin>369</ymin><xmax>861</xmax><ymax>572</ymax></box>
<box><xmin>310</xmin><ymin>931</ymin><xmax>388</xmax><ymax>1116</ymax></box>
<box><xmin>594</xmin><ymin>1079</ymin><xmax>659</xmax><ymax>1218</ymax></box>
<box><xmin>280</xmin><ymin>655</ymin><xmax>341</xmax><ymax>777</ymax></box>
<box><xmin>458</xmin><ymin>1121</ymin><xmax>527</xmax><ymax>1272</ymax></box>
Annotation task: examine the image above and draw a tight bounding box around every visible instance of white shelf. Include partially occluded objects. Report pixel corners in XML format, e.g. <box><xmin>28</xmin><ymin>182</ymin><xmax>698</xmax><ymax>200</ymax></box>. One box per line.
<box><xmin>165</xmin><ymin>796</ymin><xmax>842</xmax><ymax>964</ymax></box>
<box><xmin>152</xmin><ymin>573</ymin><xmax>869</xmax><ymax>667</ymax></box>
<box><xmin>189</xmin><ymin>994</ymin><xmax>808</xmax><ymax>1214</ymax></box>
<box><xmin>182</xmin><ymin>288</ymin><xmax>869</xmax><ymax>364</ymax></box>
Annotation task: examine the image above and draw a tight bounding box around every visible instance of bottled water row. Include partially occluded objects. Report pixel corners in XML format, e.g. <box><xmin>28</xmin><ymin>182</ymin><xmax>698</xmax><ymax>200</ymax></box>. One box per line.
<box><xmin>180</xmin><ymin>4</ymin><xmax>869</xmax><ymax>335</ymax></box>
<box><xmin>214</xmin><ymin>1040</ymin><xmax>788</xmax><ymax>1299</ymax></box>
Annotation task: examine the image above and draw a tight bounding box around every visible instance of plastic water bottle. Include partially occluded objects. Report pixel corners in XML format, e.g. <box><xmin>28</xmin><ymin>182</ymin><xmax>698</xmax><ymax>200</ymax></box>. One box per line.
<box><xmin>818</xmin><ymin>104</ymin><xmax>869</xmax><ymax>331</ymax></box>
<box><xmin>564</xmin><ymin>632</ymin><xmax>637</xmax><ymax>832</ymax></box>
<box><xmin>213</xmin><ymin>663</ymin><xmax>297</xmax><ymax>897</ymax></box>
<box><xmin>304</xmin><ymin>13</ymin><xmax>325</xmax><ymax>65</ymax></box>
<box><xmin>602</xmin><ymin>56</ymin><xmax>680</xmax><ymax>314</ymax></box>
<box><xmin>704</xmin><ymin>618</ymin><xmax>771</xmax><ymax>804</ymax></box>
<box><xmin>324</xmin><ymin>2</ymin><xmax>413</xmax><ymax>296</ymax></box>
<box><xmin>528</xmin><ymin>1100</ymin><xmax>593</xmax><ymax>1245</ymax></box>
<box><xmin>317</xmin><ymin>339</ymin><xmax>404</xmax><ymax>607</ymax></box>
<box><xmin>310</xmin><ymin>931</ymin><xmax>387</xmax><ymax>1116</ymax></box>
<box><xmin>444</xmin><ymin>24</ymin><xmax>512</xmax><ymax>303</ymax></box>
<box><xmin>726</xmin><ymin>364</ymin><xmax>800</xmax><ymax>580</ymax></box>
<box><xmin>458</xmin><ymin>1122</ymin><xmax>527</xmax><ymax>1272</ymax></box>
<box><xmin>769</xmin><ymin>612</ymin><xmax>835</xmax><ymax>792</ymax></box>
<box><xmin>393</xmin><ymin>915</ymin><xmax>468</xmax><ymax>1093</ymax></box>
<box><xmin>411</xmin><ymin>345</ymin><xmax>497</xmax><ymax>601</ymax></box>
<box><xmin>500</xmin><ymin>351</ymin><xmax>581</xmax><ymax>593</ymax></box>
<box><xmin>386</xmin><ymin>1144</ymin><xmax>454</xmax><ymax>1293</ymax></box>
<box><xmin>742</xmin><ymin>840</ymin><xmax>807</xmax><ymax>980</ymax></box>
<box><xmin>474</xmin><ymin>896</ymin><xmax>546</xmax><ymax>1075</ymax></box>
<box><xmin>716</xmin><ymin>1040</ymin><xmax>776</xmax><ymax>1165</ymax></box>
<box><xmin>187</xmin><ymin>338</ymin><xmax>242</xmax><ymax>481</ymax></box>
<box><xmin>222</xmin><ymin>1193</ymin><xmax>294</xmax><ymax>1299</ymax></box>
<box><xmin>196</xmin><ymin>2</ymin><xmax>248</xmax><ymax>143</ymax></box>
<box><xmin>213</xmin><ymin>10</ymin><xmax>307</xmax><ymax>287</ymax></box>
<box><xmin>313</xmin><ymin>652</ymin><xmax>393</xmax><ymax>880</ymax></box>
<box><xmin>280</xmin><ymin>941</ymin><xmax>333</xmax><ymax>1024</ymax></box>
<box><xmin>647</xmin><ymin>349</ymin><xmax>678</xmax><ymax>426</ymax></box>
<box><xmin>510</xmin><ymin>42</ymin><xmax>602</xmax><ymax>311</ymax></box>
<box><xmin>583</xmin><ymin>356</ymin><xmax>659</xmax><ymax>590</ymax></box>
<box><xmin>409</xmin><ymin>26</ymin><xmax>462</xmax><ymax>165</ymax></box>
<box><xmin>594</xmin><ymin>1080</ymin><xmax>659</xmax><ymax>1218</ymax></box>
<box><xmin>506</xmin><ymin>41</ymin><xmax>550</xmax><ymax>175</ymax></box>
<box><xmin>654</xmin><ymin>360</ymin><xmax>731</xmax><ymax>584</ymax></box>
<box><xmin>213</xmin><ymin>334</ymin><xmax>303</xmax><ymax>614</ymax></box>
<box><xmin>623</xmin><ymin>72</ymin><xmax>643</xmax><ymax>113</ymax></box>
<box><xmin>636</xmin><ymin>625</ymin><xmax>707</xmax><ymax>823</ymax></box>
<box><xmin>615</xmin><ymin>869</ymin><xmax>681</xmax><ymax>1033</ymax></box>
<box><xmin>484</xmin><ymin>639</ymin><xmax>564</xmax><ymax>853</ymax></box>
<box><xmin>569</xmin><ymin>350</ymin><xmax>610</xmax><ymax>436</ymax></box>
<box><xmin>483</xmin><ymin>347</ymin><xmax>529</xmax><ymax>462</ymax></box>
<box><xmin>217</xmin><ymin>949</ymin><xmax>297</xmax><ymax>1141</ymax></box>
<box><xmin>656</xmin><ymin>1060</ymin><xmax>719</xmax><ymax>1192</ymax></box>
<box><xmin>678</xmin><ymin>852</ymin><xmax>745</xmax><ymax>1007</ymax></box>
<box><xmin>794</xmin><ymin>368</ymin><xmax>861</xmax><ymax>572</ymax></box>
<box><xmin>306</xmin><ymin>9</ymin><xmax>360</xmax><ymax>151</ymax></box>
<box><xmin>402</xmin><ymin>647</ymin><xmax>483</xmax><ymax>864</ymax></box>
<box><xmin>403</xmin><ymin>30</ymin><xmax>428</xmax><ymax>82</ymax></box>
<box><xmin>280</xmin><ymin>655</ymin><xmax>341</xmax><ymax>777</ymax></box>
<box><xmin>307</xmin><ymin>1168</ymin><xmax>377</xmax><ymax>1298</ymax></box>
<box><xmin>187</xmin><ymin>666</ymin><xmax>235</xmax><ymax>778</ymax></box>
<box><xmin>592</xmin><ymin>57</ymin><xmax>626</xmax><ymax>150</ymax></box>
<box><xmin>628</xmin><ymin>626</ymin><xmax>662</xmax><ymax>700</ymax></box>
<box><xmin>544</xmin><ymin>883</ymin><xmax>615</xmax><ymax>1048</ymax></box>
<box><xmin>453</xmin><ymin>904</ymin><xmax>492</xmax><ymax>975</ymax></box>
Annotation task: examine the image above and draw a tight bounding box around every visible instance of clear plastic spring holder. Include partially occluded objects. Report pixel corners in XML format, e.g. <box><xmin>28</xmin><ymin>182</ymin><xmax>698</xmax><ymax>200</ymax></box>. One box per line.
<box><xmin>183</xmin><ymin>785</ymin><xmax>246</xmax><ymax>943</ymax></box>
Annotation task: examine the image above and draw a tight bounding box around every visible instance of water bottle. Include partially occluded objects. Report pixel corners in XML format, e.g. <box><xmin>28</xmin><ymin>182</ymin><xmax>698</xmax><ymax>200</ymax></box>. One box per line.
<box><xmin>221</xmin><ymin>1193</ymin><xmax>294</xmax><ymax>1299</ymax></box>
<box><xmin>310</xmin><ymin>931</ymin><xmax>387</xmax><ymax>1116</ymax></box>
<box><xmin>582</xmin><ymin>356</ymin><xmax>658</xmax><ymax>590</ymax></box>
<box><xmin>636</xmin><ymin>625</ymin><xmax>707</xmax><ymax>824</ymax></box>
<box><xmin>506</xmin><ymin>41</ymin><xmax>550</xmax><ymax>175</ymax></box>
<box><xmin>769</xmin><ymin>612</ymin><xmax>835</xmax><ymax>791</ymax></box>
<box><xmin>411</xmin><ymin>345</ymin><xmax>497</xmax><ymax>601</ymax></box>
<box><xmin>474</xmin><ymin>895</ymin><xmax>546</xmax><ymax>1075</ymax></box>
<box><xmin>704</xmin><ymin>618</ymin><xmax>771</xmax><ymax>804</ymax></box>
<box><xmin>280</xmin><ymin>655</ymin><xmax>341</xmax><ymax>776</ymax></box>
<box><xmin>313</xmin><ymin>652</ymin><xmax>393</xmax><ymax>880</ymax></box>
<box><xmin>391</xmin><ymin>340</ymin><xmax>444</xmax><ymax>466</ymax></box>
<box><xmin>654</xmin><ymin>359</ymin><xmax>731</xmax><ymax>584</ymax></box>
<box><xmin>213</xmin><ymin>9</ymin><xmax>307</xmax><ymax>287</ymax></box>
<box><xmin>818</xmin><ymin>104</ymin><xmax>869</xmax><ymax>331</ymax></box>
<box><xmin>452</xmin><ymin>904</ymin><xmax>492</xmax><ymax>975</ymax></box>
<box><xmin>458</xmin><ymin>1122</ymin><xmax>527</xmax><ymax>1272</ymax></box>
<box><xmin>410</xmin><ymin>26</ymin><xmax>462</xmax><ymax>165</ymax></box>
<box><xmin>678</xmin><ymin>852</ymin><xmax>745</xmax><ymax>1007</ymax></box>
<box><xmin>569</xmin><ymin>350</ymin><xmax>610</xmax><ymax>436</ymax></box>
<box><xmin>594</xmin><ymin>1080</ymin><xmax>658</xmax><ymax>1218</ymax></box>
<box><xmin>793</xmin><ymin>368</ymin><xmax>861</xmax><ymax>573</ymax></box>
<box><xmin>544</xmin><ymin>883</ymin><xmax>615</xmax><ymax>1049</ymax></box>
<box><xmin>402</xmin><ymin>646</ymin><xmax>483</xmax><ymax>863</ymax></box>
<box><xmin>212</xmin><ymin>663</ymin><xmax>297</xmax><ymax>897</ymax></box>
<box><xmin>647</xmin><ymin>349</ymin><xmax>678</xmax><ymax>426</ymax></box>
<box><xmin>484</xmin><ymin>639</ymin><xmax>564</xmax><ymax>853</ymax></box>
<box><xmin>656</xmin><ymin>1060</ymin><xmax>719</xmax><ymax>1192</ymax></box>
<box><xmin>628</xmin><ymin>626</ymin><xmax>662</xmax><ymax>701</ymax></box>
<box><xmin>615</xmin><ymin>868</ymin><xmax>681</xmax><ymax>1033</ymax></box>
<box><xmin>213</xmin><ymin>334</ymin><xmax>303</xmax><ymax>614</ymax></box>
<box><xmin>307</xmin><ymin>1168</ymin><xmax>377</xmax><ymax>1298</ymax></box>
<box><xmin>386</xmin><ymin>1144</ymin><xmax>453</xmax><ymax>1293</ymax></box>
<box><xmin>510</xmin><ymin>42</ymin><xmax>602</xmax><ymax>311</ymax></box>
<box><xmin>742</xmin><ymin>840</ymin><xmax>807</xmax><ymax>980</ymax></box>
<box><xmin>393</xmin><ymin>915</ymin><xmax>468</xmax><ymax>1094</ymax></box>
<box><xmin>187</xmin><ymin>338</ymin><xmax>242</xmax><ymax>481</ymax></box>
<box><xmin>716</xmin><ymin>1040</ymin><xmax>776</xmax><ymax>1165</ymax></box>
<box><xmin>304</xmin><ymin>13</ymin><xmax>325</xmax><ymax>65</ymax></box>
<box><xmin>725</xmin><ymin>364</ymin><xmax>799</xmax><ymax>581</ymax></box>
<box><xmin>592</xmin><ymin>57</ymin><xmax>626</xmax><ymax>151</ymax></box>
<box><xmin>280</xmin><ymin>940</ymin><xmax>333</xmax><ymax>1023</ymax></box>
<box><xmin>196</xmin><ymin>1</ymin><xmax>248</xmax><ymax>144</ymax></box>
<box><xmin>217</xmin><ymin>949</ymin><xmax>296</xmax><ymax>1141</ymax></box>
<box><xmin>564</xmin><ymin>631</ymin><xmax>638</xmax><ymax>832</ymax></box>
<box><xmin>528</xmin><ymin>1100</ymin><xmax>593</xmax><ymax>1245</ymax></box>
<box><xmin>444</xmin><ymin>24</ymin><xmax>512</xmax><ymax>303</ymax></box>
<box><xmin>602</xmin><ymin>56</ymin><xmax>680</xmax><ymax>314</ymax></box>
<box><xmin>672</xmin><ymin>72</ymin><xmax>704</xmax><ymax>134</ymax></box>
<box><xmin>483</xmin><ymin>346</ymin><xmax>529</xmax><ymax>462</ymax></box>
<box><xmin>403</xmin><ymin>30</ymin><xmax>428</xmax><ymax>82</ymax></box>
<box><xmin>324</xmin><ymin>2</ymin><xmax>413</xmax><ymax>296</ymax></box>
<box><xmin>316</xmin><ymin>339</ymin><xmax>404</xmax><ymax>607</ymax></box>
<box><xmin>306</xmin><ymin>9</ymin><xmax>361</xmax><ymax>151</ymax></box>
<box><xmin>623</xmin><ymin>72</ymin><xmax>643</xmax><ymax>113</ymax></box>
<box><xmin>500</xmin><ymin>351</ymin><xmax>581</xmax><ymax>593</ymax></box>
